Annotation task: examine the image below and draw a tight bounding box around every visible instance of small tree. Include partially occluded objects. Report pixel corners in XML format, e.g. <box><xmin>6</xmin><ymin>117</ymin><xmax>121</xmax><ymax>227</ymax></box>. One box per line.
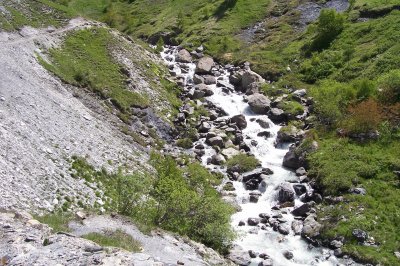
<box><xmin>311</xmin><ymin>9</ymin><xmax>345</xmax><ymax>51</ymax></box>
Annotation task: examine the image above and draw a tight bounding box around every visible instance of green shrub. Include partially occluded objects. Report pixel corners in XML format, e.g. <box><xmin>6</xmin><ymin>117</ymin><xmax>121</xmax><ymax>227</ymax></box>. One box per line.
<box><xmin>377</xmin><ymin>69</ymin><xmax>400</xmax><ymax>105</ymax></box>
<box><xmin>226</xmin><ymin>154</ymin><xmax>260</xmax><ymax>173</ymax></box>
<box><xmin>310</xmin><ymin>9</ymin><xmax>345</xmax><ymax>51</ymax></box>
<box><xmin>35</xmin><ymin>212</ymin><xmax>74</xmax><ymax>232</ymax></box>
<box><xmin>176</xmin><ymin>138</ymin><xmax>193</xmax><ymax>149</ymax></box>
<box><xmin>277</xmin><ymin>100</ymin><xmax>304</xmax><ymax>117</ymax></box>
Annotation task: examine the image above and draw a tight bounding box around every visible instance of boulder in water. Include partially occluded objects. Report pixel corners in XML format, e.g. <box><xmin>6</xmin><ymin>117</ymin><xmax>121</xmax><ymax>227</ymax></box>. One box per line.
<box><xmin>242</xmin><ymin>70</ymin><xmax>264</xmax><ymax>90</ymax></box>
<box><xmin>176</xmin><ymin>49</ymin><xmax>192</xmax><ymax>63</ymax></box>
<box><xmin>291</xmin><ymin>203</ymin><xmax>312</xmax><ymax>217</ymax></box>
<box><xmin>247</xmin><ymin>93</ymin><xmax>271</xmax><ymax>114</ymax></box>
<box><xmin>229</xmin><ymin>114</ymin><xmax>247</xmax><ymax>130</ymax></box>
<box><xmin>301</xmin><ymin>214</ymin><xmax>321</xmax><ymax>238</ymax></box>
<box><xmin>276</xmin><ymin>183</ymin><xmax>295</xmax><ymax>203</ymax></box>
<box><xmin>195</xmin><ymin>57</ymin><xmax>214</xmax><ymax>74</ymax></box>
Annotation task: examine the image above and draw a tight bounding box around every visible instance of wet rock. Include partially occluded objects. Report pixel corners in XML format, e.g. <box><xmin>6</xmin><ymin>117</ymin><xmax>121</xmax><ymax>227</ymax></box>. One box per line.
<box><xmin>269</xmin><ymin>108</ymin><xmax>286</xmax><ymax>123</ymax></box>
<box><xmin>206</xmin><ymin>136</ymin><xmax>224</xmax><ymax>148</ymax></box>
<box><xmin>211</xmin><ymin>154</ymin><xmax>226</xmax><ymax>165</ymax></box>
<box><xmin>193</xmin><ymin>74</ymin><xmax>204</xmax><ymax>84</ymax></box>
<box><xmin>204</xmin><ymin>75</ymin><xmax>217</xmax><ymax>85</ymax></box>
<box><xmin>247</xmin><ymin>93</ymin><xmax>271</xmax><ymax>114</ymax></box>
<box><xmin>176</xmin><ymin>49</ymin><xmax>192</xmax><ymax>63</ymax></box>
<box><xmin>302</xmin><ymin>192</ymin><xmax>322</xmax><ymax>204</ymax></box>
<box><xmin>277</xmin><ymin>126</ymin><xmax>304</xmax><ymax>143</ymax></box>
<box><xmin>198</xmin><ymin>121</ymin><xmax>212</xmax><ymax>133</ymax></box>
<box><xmin>247</xmin><ymin>218</ymin><xmax>260</xmax><ymax>226</ymax></box>
<box><xmin>188</xmin><ymin>88</ymin><xmax>205</xmax><ymax>99</ymax></box>
<box><xmin>238</xmin><ymin>221</ymin><xmax>246</xmax><ymax>226</ymax></box>
<box><xmin>228</xmin><ymin>249</ymin><xmax>251</xmax><ymax>266</ymax></box>
<box><xmin>301</xmin><ymin>214</ymin><xmax>321</xmax><ymax>238</ymax></box>
<box><xmin>295</xmin><ymin>167</ymin><xmax>307</xmax><ymax>176</ymax></box>
<box><xmin>283</xmin><ymin>250</ymin><xmax>294</xmax><ymax>260</ymax></box>
<box><xmin>278</xmin><ymin>224</ymin><xmax>290</xmax><ymax>235</ymax></box>
<box><xmin>195</xmin><ymin>57</ymin><xmax>214</xmax><ymax>74</ymax></box>
<box><xmin>195</xmin><ymin>84</ymin><xmax>214</xmax><ymax>96</ymax></box>
<box><xmin>330</xmin><ymin>240</ymin><xmax>343</xmax><ymax>249</ymax></box>
<box><xmin>352</xmin><ymin>229</ymin><xmax>368</xmax><ymax>243</ymax></box>
<box><xmin>245</xmin><ymin>82</ymin><xmax>261</xmax><ymax>95</ymax></box>
<box><xmin>291</xmin><ymin>203</ymin><xmax>312</xmax><ymax>217</ymax></box>
<box><xmin>258</xmin><ymin>259</ymin><xmax>273</xmax><ymax>266</ymax></box>
<box><xmin>248</xmin><ymin>250</ymin><xmax>258</xmax><ymax>258</ymax></box>
<box><xmin>249</xmin><ymin>192</ymin><xmax>261</xmax><ymax>203</ymax></box>
<box><xmin>276</xmin><ymin>183</ymin><xmax>295</xmax><ymax>203</ymax></box>
<box><xmin>293</xmin><ymin>184</ymin><xmax>307</xmax><ymax>195</ymax></box>
<box><xmin>256</xmin><ymin>118</ymin><xmax>270</xmax><ymax>129</ymax></box>
<box><xmin>242</xmin><ymin>70</ymin><xmax>264</xmax><ymax>90</ymax></box>
<box><xmin>229</xmin><ymin>114</ymin><xmax>247</xmax><ymax>129</ymax></box>
<box><xmin>291</xmin><ymin>220</ymin><xmax>303</xmax><ymax>235</ymax></box>
<box><xmin>282</xmin><ymin>148</ymin><xmax>301</xmax><ymax>170</ymax></box>
<box><xmin>334</xmin><ymin>248</ymin><xmax>343</xmax><ymax>258</ymax></box>
<box><xmin>251</xmin><ymin>140</ymin><xmax>258</xmax><ymax>146</ymax></box>
<box><xmin>257</xmin><ymin>131</ymin><xmax>271</xmax><ymax>138</ymax></box>
<box><xmin>229</xmin><ymin>71</ymin><xmax>243</xmax><ymax>86</ymax></box>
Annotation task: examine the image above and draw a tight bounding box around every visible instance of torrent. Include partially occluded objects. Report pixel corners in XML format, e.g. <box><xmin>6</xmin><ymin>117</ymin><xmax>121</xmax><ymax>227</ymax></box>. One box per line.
<box><xmin>161</xmin><ymin>46</ymin><xmax>359</xmax><ymax>266</ymax></box>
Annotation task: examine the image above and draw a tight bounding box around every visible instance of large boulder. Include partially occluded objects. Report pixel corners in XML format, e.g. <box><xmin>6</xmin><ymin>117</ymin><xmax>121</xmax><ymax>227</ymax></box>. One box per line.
<box><xmin>206</xmin><ymin>136</ymin><xmax>224</xmax><ymax>148</ymax></box>
<box><xmin>229</xmin><ymin>114</ymin><xmax>247</xmax><ymax>130</ymax></box>
<box><xmin>268</xmin><ymin>108</ymin><xmax>286</xmax><ymax>123</ymax></box>
<box><xmin>291</xmin><ymin>203</ymin><xmax>312</xmax><ymax>217</ymax></box>
<box><xmin>247</xmin><ymin>93</ymin><xmax>271</xmax><ymax>114</ymax></box>
<box><xmin>242</xmin><ymin>70</ymin><xmax>264</xmax><ymax>90</ymax></box>
<box><xmin>211</xmin><ymin>154</ymin><xmax>226</xmax><ymax>165</ymax></box>
<box><xmin>195</xmin><ymin>57</ymin><xmax>214</xmax><ymax>74</ymax></box>
<box><xmin>277</xmin><ymin>126</ymin><xmax>305</xmax><ymax>143</ymax></box>
<box><xmin>276</xmin><ymin>183</ymin><xmax>295</xmax><ymax>203</ymax></box>
<box><xmin>301</xmin><ymin>214</ymin><xmax>321</xmax><ymax>238</ymax></box>
<box><xmin>176</xmin><ymin>49</ymin><xmax>192</xmax><ymax>63</ymax></box>
<box><xmin>195</xmin><ymin>84</ymin><xmax>214</xmax><ymax>96</ymax></box>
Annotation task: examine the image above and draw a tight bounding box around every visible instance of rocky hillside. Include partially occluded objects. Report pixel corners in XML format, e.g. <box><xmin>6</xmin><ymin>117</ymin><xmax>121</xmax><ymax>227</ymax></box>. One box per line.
<box><xmin>0</xmin><ymin>0</ymin><xmax>399</xmax><ymax>265</ymax></box>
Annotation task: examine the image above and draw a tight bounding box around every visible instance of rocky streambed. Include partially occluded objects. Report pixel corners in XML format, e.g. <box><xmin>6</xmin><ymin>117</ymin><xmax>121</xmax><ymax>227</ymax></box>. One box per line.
<box><xmin>161</xmin><ymin>46</ymin><xmax>360</xmax><ymax>266</ymax></box>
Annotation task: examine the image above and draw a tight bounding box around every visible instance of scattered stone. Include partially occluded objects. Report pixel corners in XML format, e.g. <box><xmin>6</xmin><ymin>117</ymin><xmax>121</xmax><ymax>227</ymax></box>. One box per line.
<box><xmin>193</xmin><ymin>74</ymin><xmax>204</xmax><ymax>84</ymax></box>
<box><xmin>269</xmin><ymin>108</ymin><xmax>286</xmax><ymax>123</ymax></box>
<box><xmin>238</xmin><ymin>221</ymin><xmax>246</xmax><ymax>226</ymax></box>
<box><xmin>242</xmin><ymin>70</ymin><xmax>264</xmax><ymax>90</ymax></box>
<box><xmin>293</xmin><ymin>184</ymin><xmax>307</xmax><ymax>195</ymax></box>
<box><xmin>334</xmin><ymin>248</ymin><xmax>343</xmax><ymax>257</ymax></box>
<box><xmin>247</xmin><ymin>218</ymin><xmax>260</xmax><ymax>226</ymax></box>
<box><xmin>75</xmin><ymin>211</ymin><xmax>87</xmax><ymax>220</ymax></box>
<box><xmin>349</xmin><ymin>187</ymin><xmax>367</xmax><ymax>195</ymax></box>
<box><xmin>257</xmin><ymin>131</ymin><xmax>271</xmax><ymax>138</ymax></box>
<box><xmin>330</xmin><ymin>240</ymin><xmax>343</xmax><ymax>249</ymax></box>
<box><xmin>291</xmin><ymin>220</ymin><xmax>303</xmax><ymax>235</ymax></box>
<box><xmin>301</xmin><ymin>214</ymin><xmax>321</xmax><ymax>238</ymax></box>
<box><xmin>206</xmin><ymin>136</ymin><xmax>224</xmax><ymax>148</ymax></box>
<box><xmin>283</xmin><ymin>250</ymin><xmax>294</xmax><ymax>260</ymax></box>
<box><xmin>352</xmin><ymin>229</ymin><xmax>368</xmax><ymax>243</ymax></box>
<box><xmin>248</xmin><ymin>250</ymin><xmax>258</xmax><ymax>258</ymax></box>
<box><xmin>203</xmin><ymin>75</ymin><xmax>217</xmax><ymax>85</ymax></box>
<box><xmin>198</xmin><ymin>121</ymin><xmax>212</xmax><ymax>133</ymax></box>
<box><xmin>210</xmin><ymin>154</ymin><xmax>226</xmax><ymax>165</ymax></box>
<box><xmin>278</xmin><ymin>224</ymin><xmax>290</xmax><ymax>235</ymax></box>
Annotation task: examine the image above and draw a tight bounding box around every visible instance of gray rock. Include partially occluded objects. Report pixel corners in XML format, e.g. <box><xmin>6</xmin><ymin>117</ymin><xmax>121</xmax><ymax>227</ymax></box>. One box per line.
<box><xmin>195</xmin><ymin>84</ymin><xmax>214</xmax><ymax>96</ymax></box>
<box><xmin>256</xmin><ymin>118</ymin><xmax>270</xmax><ymax>129</ymax></box>
<box><xmin>228</xmin><ymin>250</ymin><xmax>251</xmax><ymax>266</ymax></box>
<box><xmin>349</xmin><ymin>187</ymin><xmax>367</xmax><ymax>195</ymax></box>
<box><xmin>188</xmin><ymin>88</ymin><xmax>205</xmax><ymax>99</ymax></box>
<box><xmin>195</xmin><ymin>57</ymin><xmax>214</xmax><ymax>74</ymax></box>
<box><xmin>193</xmin><ymin>74</ymin><xmax>204</xmax><ymax>84</ymax></box>
<box><xmin>211</xmin><ymin>154</ymin><xmax>226</xmax><ymax>165</ymax></box>
<box><xmin>203</xmin><ymin>75</ymin><xmax>217</xmax><ymax>85</ymax></box>
<box><xmin>258</xmin><ymin>259</ymin><xmax>273</xmax><ymax>266</ymax></box>
<box><xmin>276</xmin><ymin>183</ymin><xmax>295</xmax><ymax>203</ymax></box>
<box><xmin>198</xmin><ymin>122</ymin><xmax>212</xmax><ymax>133</ymax></box>
<box><xmin>269</xmin><ymin>108</ymin><xmax>286</xmax><ymax>123</ymax></box>
<box><xmin>283</xmin><ymin>250</ymin><xmax>294</xmax><ymax>260</ymax></box>
<box><xmin>291</xmin><ymin>220</ymin><xmax>303</xmax><ymax>235</ymax></box>
<box><xmin>230</xmin><ymin>114</ymin><xmax>247</xmax><ymax>129</ymax></box>
<box><xmin>242</xmin><ymin>70</ymin><xmax>264</xmax><ymax>90</ymax></box>
<box><xmin>352</xmin><ymin>229</ymin><xmax>368</xmax><ymax>242</ymax></box>
<box><xmin>301</xmin><ymin>214</ymin><xmax>321</xmax><ymax>238</ymax></box>
<box><xmin>277</xmin><ymin>126</ymin><xmax>304</xmax><ymax>143</ymax></box>
<box><xmin>176</xmin><ymin>49</ymin><xmax>192</xmax><ymax>63</ymax></box>
<box><xmin>295</xmin><ymin>167</ymin><xmax>307</xmax><ymax>176</ymax></box>
<box><xmin>206</xmin><ymin>136</ymin><xmax>224</xmax><ymax>148</ymax></box>
<box><xmin>278</xmin><ymin>224</ymin><xmax>290</xmax><ymax>235</ymax></box>
<box><xmin>221</xmin><ymin>148</ymin><xmax>241</xmax><ymax>159</ymax></box>
<box><xmin>247</xmin><ymin>93</ymin><xmax>271</xmax><ymax>114</ymax></box>
<box><xmin>291</xmin><ymin>203</ymin><xmax>311</xmax><ymax>217</ymax></box>
<box><xmin>330</xmin><ymin>240</ymin><xmax>343</xmax><ymax>249</ymax></box>
<box><xmin>293</xmin><ymin>184</ymin><xmax>307</xmax><ymax>195</ymax></box>
<box><xmin>247</xmin><ymin>218</ymin><xmax>260</xmax><ymax>226</ymax></box>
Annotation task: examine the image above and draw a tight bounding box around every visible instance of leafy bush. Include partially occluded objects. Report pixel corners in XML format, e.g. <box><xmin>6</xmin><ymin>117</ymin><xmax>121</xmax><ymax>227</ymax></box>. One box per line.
<box><xmin>377</xmin><ymin>69</ymin><xmax>400</xmax><ymax>105</ymax></box>
<box><xmin>226</xmin><ymin>154</ymin><xmax>260</xmax><ymax>173</ymax></box>
<box><xmin>341</xmin><ymin>98</ymin><xmax>383</xmax><ymax>134</ymax></box>
<box><xmin>310</xmin><ymin>9</ymin><xmax>345</xmax><ymax>51</ymax></box>
<box><xmin>176</xmin><ymin>138</ymin><xmax>193</xmax><ymax>149</ymax></box>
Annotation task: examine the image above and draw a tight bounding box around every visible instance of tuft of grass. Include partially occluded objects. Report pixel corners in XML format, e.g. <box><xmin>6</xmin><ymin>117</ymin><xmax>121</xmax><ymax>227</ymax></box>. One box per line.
<box><xmin>82</xmin><ymin>229</ymin><xmax>142</xmax><ymax>252</ymax></box>
<box><xmin>35</xmin><ymin>212</ymin><xmax>74</xmax><ymax>232</ymax></box>
<box><xmin>176</xmin><ymin>138</ymin><xmax>193</xmax><ymax>149</ymax></box>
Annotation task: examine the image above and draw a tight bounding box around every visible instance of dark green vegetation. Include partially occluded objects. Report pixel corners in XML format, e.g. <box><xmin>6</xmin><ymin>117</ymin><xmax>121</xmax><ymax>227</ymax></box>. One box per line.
<box><xmin>70</xmin><ymin>154</ymin><xmax>234</xmax><ymax>253</ymax></box>
<box><xmin>82</xmin><ymin>229</ymin><xmax>142</xmax><ymax>252</ymax></box>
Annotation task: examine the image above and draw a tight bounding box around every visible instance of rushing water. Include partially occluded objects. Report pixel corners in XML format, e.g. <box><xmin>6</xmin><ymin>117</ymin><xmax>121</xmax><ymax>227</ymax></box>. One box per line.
<box><xmin>160</xmin><ymin>46</ymin><xmax>353</xmax><ymax>266</ymax></box>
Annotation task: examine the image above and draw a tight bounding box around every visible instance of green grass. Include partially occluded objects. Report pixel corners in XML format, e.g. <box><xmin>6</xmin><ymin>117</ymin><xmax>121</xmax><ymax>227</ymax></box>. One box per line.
<box><xmin>82</xmin><ymin>229</ymin><xmax>142</xmax><ymax>252</ymax></box>
<box><xmin>226</xmin><ymin>154</ymin><xmax>260</xmax><ymax>173</ymax></box>
<box><xmin>309</xmin><ymin>138</ymin><xmax>400</xmax><ymax>265</ymax></box>
<box><xmin>35</xmin><ymin>212</ymin><xmax>74</xmax><ymax>232</ymax></box>
<box><xmin>43</xmin><ymin>28</ymin><xmax>149</xmax><ymax>112</ymax></box>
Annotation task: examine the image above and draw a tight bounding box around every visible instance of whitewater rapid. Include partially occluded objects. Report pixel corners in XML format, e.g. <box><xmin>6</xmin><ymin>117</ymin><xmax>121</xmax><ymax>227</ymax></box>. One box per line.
<box><xmin>160</xmin><ymin>46</ymin><xmax>350</xmax><ymax>266</ymax></box>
